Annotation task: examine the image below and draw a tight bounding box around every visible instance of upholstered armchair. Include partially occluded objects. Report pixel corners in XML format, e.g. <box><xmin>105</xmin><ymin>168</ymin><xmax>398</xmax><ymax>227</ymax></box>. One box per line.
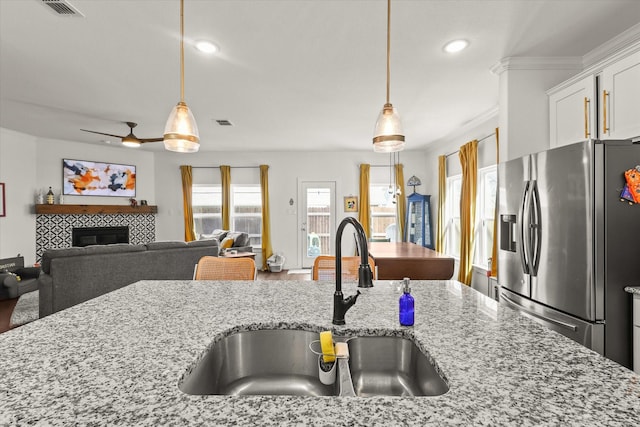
<box><xmin>0</xmin><ymin>256</ymin><xmax>40</xmax><ymax>300</ymax></box>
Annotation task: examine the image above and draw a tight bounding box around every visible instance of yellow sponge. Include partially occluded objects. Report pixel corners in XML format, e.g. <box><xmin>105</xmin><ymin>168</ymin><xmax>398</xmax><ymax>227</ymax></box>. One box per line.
<box><xmin>319</xmin><ymin>331</ymin><xmax>335</xmax><ymax>363</ymax></box>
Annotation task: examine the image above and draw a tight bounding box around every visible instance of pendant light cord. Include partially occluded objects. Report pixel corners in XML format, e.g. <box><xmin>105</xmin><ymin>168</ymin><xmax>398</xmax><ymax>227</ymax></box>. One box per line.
<box><xmin>386</xmin><ymin>0</ymin><xmax>391</xmax><ymax>105</ymax></box>
<box><xmin>180</xmin><ymin>0</ymin><xmax>185</xmax><ymax>103</ymax></box>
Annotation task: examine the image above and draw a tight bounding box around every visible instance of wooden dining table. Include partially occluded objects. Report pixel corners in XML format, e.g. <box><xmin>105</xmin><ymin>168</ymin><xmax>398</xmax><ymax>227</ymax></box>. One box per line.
<box><xmin>367</xmin><ymin>242</ymin><xmax>455</xmax><ymax>280</ymax></box>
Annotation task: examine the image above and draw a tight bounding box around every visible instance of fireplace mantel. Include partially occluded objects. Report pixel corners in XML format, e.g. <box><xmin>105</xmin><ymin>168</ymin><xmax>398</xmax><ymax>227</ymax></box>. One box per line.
<box><xmin>35</xmin><ymin>204</ymin><xmax>158</xmax><ymax>215</ymax></box>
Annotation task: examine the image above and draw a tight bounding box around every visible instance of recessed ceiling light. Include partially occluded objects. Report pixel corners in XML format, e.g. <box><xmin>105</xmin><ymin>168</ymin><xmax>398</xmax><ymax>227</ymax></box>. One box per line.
<box><xmin>443</xmin><ymin>39</ymin><xmax>469</xmax><ymax>54</ymax></box>
<box><xmin>195</xmin><ymin>40</ymin><xmax>219</xmax><ymax>54</ymax></box>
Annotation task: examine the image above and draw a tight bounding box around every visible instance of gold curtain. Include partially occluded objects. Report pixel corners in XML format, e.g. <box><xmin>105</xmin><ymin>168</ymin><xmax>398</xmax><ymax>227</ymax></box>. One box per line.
<box><xmin>180</xmin><ymin>165</ymin><xmax>196</xmax><ymax>242</ymax></box>
<box><xmin>260</xmin><ymin>165</ymin><xmax>274</xmax><ymax>271</ymax></box>
<box><xmin>220</xmin><ymin>165</ymin><xmax>231</xmax><ymax>230</ymax></box>
<box><xmin>358</xmin><ymin>164</ymin><xmax>371</xmax><ymax>238</ymax></box>
<box><xmin>457</xmin><ymin>140</ymin><xmax>478</xmax><ymax>285</ymax></box>
<box><xmin>491</xmin><ymin>128</ymin><xmax>500</xmax><ymax>277</ymax></box>
<box><xmin>395</xmin><ymin>163</ymin><xmax>406</xmax><ymax>241</ymax></box>
<box><xmin>436</xmin><ymin>155</ymin><xmax>446</xmax><ymax>253</ymax></box>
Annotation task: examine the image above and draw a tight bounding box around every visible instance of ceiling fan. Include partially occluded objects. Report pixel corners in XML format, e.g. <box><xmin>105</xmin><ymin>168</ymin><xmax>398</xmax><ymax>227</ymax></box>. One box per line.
<box><xmin>80</xmin><ymin>122</ymin><xmax>163</xmax><ymax>148</ymax></box>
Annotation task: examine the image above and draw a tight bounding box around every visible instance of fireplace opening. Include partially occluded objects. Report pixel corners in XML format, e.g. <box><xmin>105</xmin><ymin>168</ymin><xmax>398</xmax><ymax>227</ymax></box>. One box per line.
<box><xmin>72</xmin><ymin>226</ymin><xmax>129</xmax><ymax>247</ymax></box>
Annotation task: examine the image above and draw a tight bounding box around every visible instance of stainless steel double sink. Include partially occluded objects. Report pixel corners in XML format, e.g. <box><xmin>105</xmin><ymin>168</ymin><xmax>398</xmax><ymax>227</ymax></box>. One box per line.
<box><xmin>178</xmin><ymin>329</ymin><xmax>449</xmax><ymax>397</ymax></box>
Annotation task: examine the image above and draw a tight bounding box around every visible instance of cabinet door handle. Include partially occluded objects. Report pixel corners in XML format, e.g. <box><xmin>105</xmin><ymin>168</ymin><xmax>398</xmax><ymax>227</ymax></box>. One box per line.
<box><xmin>603</xmin><ymin>90</ymin><xmax>609</xmax><ymax>134</ymax></box>
<box><xmin>584</xmin><ymin>97</ymin><xmax>590</xmax><ymax>138</ymax></box>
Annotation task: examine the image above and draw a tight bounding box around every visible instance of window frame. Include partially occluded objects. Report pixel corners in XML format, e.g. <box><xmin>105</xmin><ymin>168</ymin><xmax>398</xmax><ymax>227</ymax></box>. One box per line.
<box><xmin>191</xmin><ymin>183</ymin><xmax>263</xmax><ymax>248</ymax></box>
<box><xmin>369</xmin><ymin>183</ymin><xmax>399</xmax><ymax>241</ymax></box>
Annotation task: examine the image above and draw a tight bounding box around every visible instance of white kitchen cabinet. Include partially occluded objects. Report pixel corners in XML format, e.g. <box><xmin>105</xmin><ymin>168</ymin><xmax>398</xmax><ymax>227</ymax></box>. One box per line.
<box><xmin>634</xmin><ymin>293</ymin><xmax>639</xmax><ymax>375</ymax></box>
<box><xmin>600</xmin><ymin>50</ymin><xmax>640</xmax><ymax>141</ymax></box>
<box><xmin>549</xmin><ymin>75</ymin><xmax>596</xmax><ymax>148</ymax></box>
<box><xmin>548</xmin><ymin>46</ymin><xmax>640</xmax><ymax>148</ymax></box>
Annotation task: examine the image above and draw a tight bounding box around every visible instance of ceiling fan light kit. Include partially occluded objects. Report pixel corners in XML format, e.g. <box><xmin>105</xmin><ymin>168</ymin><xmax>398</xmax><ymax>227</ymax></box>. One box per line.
<box><xmin>121</xmin><ymin>137</ymin><xmax>141</xmax><ymax>148</ymax></box>
<box><xmin>163</xmin><ymin>0</ymin><xmax>200</xmax><ymax>153</ymax></box>
<box><xmin>373</xmin><ymin>0</ymin><xmax>405</xmax><ymax>153</ymax></box>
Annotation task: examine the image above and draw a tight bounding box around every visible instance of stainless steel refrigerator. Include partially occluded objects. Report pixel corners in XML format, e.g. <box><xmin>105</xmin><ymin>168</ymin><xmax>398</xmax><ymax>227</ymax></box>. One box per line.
<box><xmin>498</xmin><ymin>139</ymin><xmax>639</xmax><ymax>369</ymax></box>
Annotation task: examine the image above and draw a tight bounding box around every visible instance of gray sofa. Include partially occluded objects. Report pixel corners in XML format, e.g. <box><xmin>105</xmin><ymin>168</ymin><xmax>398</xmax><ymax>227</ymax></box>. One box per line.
<box><xmin>38</xmin><ymin>240</ymin><xmax>219</xmax><ymax>318</ymax></box>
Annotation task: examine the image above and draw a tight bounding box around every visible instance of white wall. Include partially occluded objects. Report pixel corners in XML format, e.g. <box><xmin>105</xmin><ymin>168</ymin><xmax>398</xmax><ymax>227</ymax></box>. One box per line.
<box><xmin>1</xmin><ymin>125</ymin><xmax>428</xmax><ymax>268</ymax></box>
<box><xmin>493</xmin><ymin>62</ymin><xmax>578</xmax><ymax>161</ymax></box>
<box><xmin>0</xmin><ymin>129</ymin><xmax>156</xmax><ymax>265</ymax></box>
<box><xmin>0</xmin><ymin>128</ymin><xmax>38</xmax><ymax>265</ymax></box>
<box><xmin>423</xmin><ymin>112</ymin><xmax>500</xmax><ymax>214</ymax></box>
<box><xmin>153</xmin><ymin>149</ymin><xmax>427</xmax><ymax>269</ymax></box>
<box><xmin>36</xmin><ymin>138</ymin><xmax>156</xmax><ymax>206</ymax></box>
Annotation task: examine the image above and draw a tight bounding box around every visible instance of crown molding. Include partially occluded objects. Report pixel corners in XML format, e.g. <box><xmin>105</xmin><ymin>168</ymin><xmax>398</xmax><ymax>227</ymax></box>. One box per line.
<box><xmin>490</xmin><ymin>57</ymin><xmax>583</xmax><ymax>75</ymax></box>
<box><xmin>430</xmin><ymin>106</ymin><xmax>499</xmax><ymax>148</ymax></box>
<box><xmin>583</xmin><ymin>23</ymin><xmax>640</xmax><ymax>67</ymax></box>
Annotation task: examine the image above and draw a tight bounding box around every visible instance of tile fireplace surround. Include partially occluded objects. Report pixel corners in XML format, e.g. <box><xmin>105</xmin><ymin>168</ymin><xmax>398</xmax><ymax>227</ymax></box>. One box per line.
<box><xmin>35</xmin><ymin>213</ymin><xmax>155</xmax><ymax>262</ymax></box>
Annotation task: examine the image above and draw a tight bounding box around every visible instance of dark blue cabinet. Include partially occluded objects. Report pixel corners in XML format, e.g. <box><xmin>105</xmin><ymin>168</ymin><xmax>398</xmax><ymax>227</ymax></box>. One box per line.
<box><xmin>405</xmin><ymin>193</ymin><xmax>434</xmax><ymax>249</ymax></box>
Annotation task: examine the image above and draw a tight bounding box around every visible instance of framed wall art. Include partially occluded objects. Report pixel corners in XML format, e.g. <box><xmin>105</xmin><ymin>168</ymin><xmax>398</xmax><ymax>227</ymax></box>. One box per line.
<box><xmin>344</xmin><ymin>196</ymin><xmax>358</xmax><ymax>212</ymax></box>
<box><xmin>63</xmin><ymin>159</ymin><xmax>136</xmax><ymax>197</ymax></box>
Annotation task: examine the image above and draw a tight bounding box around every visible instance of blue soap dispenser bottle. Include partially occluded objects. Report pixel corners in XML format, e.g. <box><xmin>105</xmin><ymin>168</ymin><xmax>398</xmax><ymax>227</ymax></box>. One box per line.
<box><xmin>399</xmin><ymin>277</ymin><xmax>414</xmax><ymax>326</ymax></box>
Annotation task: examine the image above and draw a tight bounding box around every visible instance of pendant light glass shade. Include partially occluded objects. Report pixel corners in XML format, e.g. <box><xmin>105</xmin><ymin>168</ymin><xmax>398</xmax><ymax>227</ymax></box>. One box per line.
<box><xmin>163</xmin><ymin>0</ymin><xmax>200</xmax><ymax>153</ymax></box>
<box><xmin>373</xmin><ymin>103</ymin><xmax>405</xmax><ymax>153</ymax></box>
<box><xmin>163</xmin><ymin>101</ymin><xmax>200</xmax><ymax>153</ymax></box>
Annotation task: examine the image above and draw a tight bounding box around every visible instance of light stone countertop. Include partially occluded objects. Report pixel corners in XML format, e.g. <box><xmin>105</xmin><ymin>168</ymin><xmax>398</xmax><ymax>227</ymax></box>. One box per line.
<box><xmin>625</xmin><ymin>286</ymin><xmax>640</xmax><ymax>295</ymax></box>
<box><xmin>1</xmin><ymin>279</ymin><xmax>639</xmax><ymax>426</ymax></box>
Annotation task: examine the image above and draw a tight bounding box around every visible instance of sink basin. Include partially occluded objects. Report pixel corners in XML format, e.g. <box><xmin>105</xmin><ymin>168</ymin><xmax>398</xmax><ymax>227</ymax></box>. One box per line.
<box><xmin>179</xmin><ymin>329</ymin><xmax>448</xmax><ymax>398</ymax></box>
<box><xmin>179</xmin><ymin>329</ymin><xmax>339</xmax><ymax>396</ymax></box>
<box><xmin>347</xmin><ymin>336</ymin><xmax>449</xmax><ymax>397</ymax></box>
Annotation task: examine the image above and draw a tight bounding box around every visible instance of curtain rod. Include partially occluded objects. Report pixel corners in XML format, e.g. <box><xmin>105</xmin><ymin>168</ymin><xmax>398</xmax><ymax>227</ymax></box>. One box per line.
<box><xmin>189</xmin><ymin>166</ymin><xmax>259</xmax><ymax>169</ymax></box>
<box><xmin>444</xmin><ymin>132</ymin><xmax>496</xmax><ymax>158</ymax></box>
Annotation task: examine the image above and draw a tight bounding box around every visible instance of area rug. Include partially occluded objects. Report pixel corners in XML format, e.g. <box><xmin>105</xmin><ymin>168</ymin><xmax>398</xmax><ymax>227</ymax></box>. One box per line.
<box><xmin>287</xmin><ymin>269</ymin><xmax>311</xmax><ymax>275</ymax></box>
<box><xmin>10</xmin><ymin>291</ymin><xmax>39</xmax><ymax>327</ymax></box>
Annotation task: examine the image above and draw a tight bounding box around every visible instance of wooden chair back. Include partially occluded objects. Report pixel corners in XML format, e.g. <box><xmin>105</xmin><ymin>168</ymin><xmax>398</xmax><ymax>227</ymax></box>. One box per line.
<box><xmin>194</xmin><ymin>256</ymin><xmax>256</xmax><ymax>280</ymax></box>
<box><xmin>312</xmin><ymin>255</ymin><xmax>376</xmax><ymax>281</ymax></box>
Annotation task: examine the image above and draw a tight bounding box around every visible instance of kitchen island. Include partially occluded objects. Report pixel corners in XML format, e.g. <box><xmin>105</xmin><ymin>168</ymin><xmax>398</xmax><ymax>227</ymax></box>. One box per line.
<box><xmin>1</xmin><ymin>279</ymin><xmax>638</xmax><ymax>425</ymax></box>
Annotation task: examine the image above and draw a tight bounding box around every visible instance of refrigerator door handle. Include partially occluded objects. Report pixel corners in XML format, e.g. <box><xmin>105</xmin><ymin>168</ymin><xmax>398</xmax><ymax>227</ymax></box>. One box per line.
<box><xmin>530</xmin><ymin>181</ymin><xmax>542</xmax><ymax>276</ymax></box>
<box><xmin>501</xmin><ymin>294</ymin><xmax>579</xmax><ymax>331</ymax></box>
<box><xmin>519</xmin><ymin>181</ymin><xmax>532</xmax><ymax>274</ymax></box>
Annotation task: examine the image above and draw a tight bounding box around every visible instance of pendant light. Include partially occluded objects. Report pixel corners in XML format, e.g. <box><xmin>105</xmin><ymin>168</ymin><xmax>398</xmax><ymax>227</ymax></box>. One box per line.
<box><xmin>163</xmin><ymin>0</ymin><xmax>200</xmax><ymax>153</ymax></box>
<box><xmin>373</xmin><ymin>0</ymin><xmax>405</xmax><ymax>153</ymax></box>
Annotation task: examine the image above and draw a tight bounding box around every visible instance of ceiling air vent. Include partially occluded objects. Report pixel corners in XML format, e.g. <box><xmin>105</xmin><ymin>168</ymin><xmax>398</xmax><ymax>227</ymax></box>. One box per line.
<box><xmin>215</xmin><ymin>120</ymin><xmax>233</xmax><ymax>126</ymax></box>
<box><xmin>38</xmin><ymin>0</ymin><xmax>84</xmax><ymax>17</ymax></box>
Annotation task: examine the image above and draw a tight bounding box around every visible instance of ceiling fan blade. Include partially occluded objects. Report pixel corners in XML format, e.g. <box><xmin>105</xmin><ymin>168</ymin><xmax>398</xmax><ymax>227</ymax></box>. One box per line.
<box><xmin>138</xmin><ymin>137</ymin><xmax>165</xmax><ymax>143</ymax></box>
<box><xmin>80</xmin><ymin>129</ymin><xmax>126</xmax><ymax>139</ymax></box>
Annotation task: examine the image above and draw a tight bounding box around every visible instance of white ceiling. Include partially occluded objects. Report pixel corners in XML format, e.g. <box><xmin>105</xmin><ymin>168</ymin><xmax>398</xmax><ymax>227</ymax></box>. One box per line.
<box><xmin>1</xmin><ymin>0</ymin><xmax>639</xmax><ymax>152</ymax></box>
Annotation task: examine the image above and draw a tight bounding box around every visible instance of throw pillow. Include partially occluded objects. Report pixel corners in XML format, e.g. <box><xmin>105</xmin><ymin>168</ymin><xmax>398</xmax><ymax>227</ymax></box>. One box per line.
<box><xmin>220</xmin><ymin>237</ymin><xmax>234</xmax><ymax>249</ymax></box>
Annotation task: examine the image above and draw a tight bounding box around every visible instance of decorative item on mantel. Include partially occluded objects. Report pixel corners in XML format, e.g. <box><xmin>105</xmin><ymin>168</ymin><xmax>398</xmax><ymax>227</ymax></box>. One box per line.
<box><xmin>129</xmin><ymin>198</ymin><xmax>138</xmax><ymax>208</ymax></box>
<box><xmin>46</xmin><ymin>187</ymin><xmax>54</xmax><ymax>205</ymax></box>
<box><xmin>35</xmin><ymin>189</ymin><xmax>44</xmax><ymax>205</ymax></box>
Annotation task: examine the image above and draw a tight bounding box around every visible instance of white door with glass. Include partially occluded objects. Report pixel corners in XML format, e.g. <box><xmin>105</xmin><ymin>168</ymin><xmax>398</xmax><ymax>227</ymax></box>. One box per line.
<box><xmin>300</xmin><ymin>181</ymin><xmax>336</xmax><ymax>268</ymax></box>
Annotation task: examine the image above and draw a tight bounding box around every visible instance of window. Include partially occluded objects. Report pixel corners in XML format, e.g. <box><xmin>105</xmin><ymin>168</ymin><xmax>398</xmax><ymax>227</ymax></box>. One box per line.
<box><xmin>370</xmin><ymin>183</ymin><xmax>399</xmax><ymax>241</ymax></box>
<box><xmin>474</xmin><ymin>166</ymin><xmax>497</xmax><ymax>266</ymax></box>
<box><xmin>444</xmin><ymin>175</ymin><xmax>462</xmax><ymax>258</ymax></box>
<box><xmin>193</xmin><ymin>185</ymin><xmax>222</xmax><ymax>236</ymax></box>
<box><xmin>443</xmin><ymin>165</ymin><xmax>497</xmax><ymax>269</ymax></box>
<box><xmin>192</xmin><ymin>184</ymin><xmax>262</xmax><ymax>247</ymax></box>
<box><xmin>232</xmin><ymin>186</ymin><xmax>262</xmax><ymax>247</ymax></box>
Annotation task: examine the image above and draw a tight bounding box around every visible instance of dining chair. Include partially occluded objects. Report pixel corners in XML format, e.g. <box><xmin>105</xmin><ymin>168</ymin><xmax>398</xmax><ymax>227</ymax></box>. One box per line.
<box><xmin>312</xmin><ymin>255</ymin><xmax>376</xmax><ymax>281</ymax></box>
<box><xmin>194</xmin><ymin>256</ymin><xmax>257</xmax><ymax>280</ymax></box>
